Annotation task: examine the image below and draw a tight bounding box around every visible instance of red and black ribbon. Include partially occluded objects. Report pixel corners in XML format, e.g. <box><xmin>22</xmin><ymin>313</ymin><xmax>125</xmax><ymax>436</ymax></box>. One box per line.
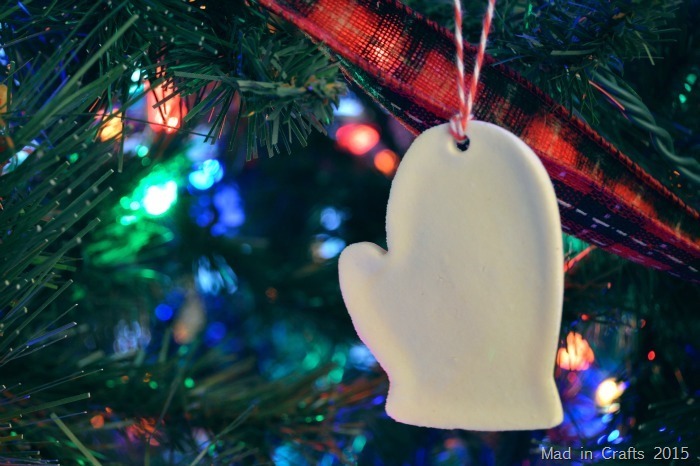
<box><xmin>259</xmin><ymin>0</ymin><xmax>700</xmax><ymax>283</ymax></box>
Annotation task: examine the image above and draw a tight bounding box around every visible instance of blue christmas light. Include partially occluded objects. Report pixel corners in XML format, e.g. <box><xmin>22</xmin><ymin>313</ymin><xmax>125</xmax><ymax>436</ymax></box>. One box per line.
<box><xmin>113</xmin><ymin>320</ymin><xmax>151</xmax><ymax>355</ymax></box>
<box><xmin>186</xmin><ymin>129</ymin><xmax>220</xmax><ymax>161</ymax></box>
<box><xmin>334</xmin><ymin>95</ymin><xmax>364</xmax><ymax>117</ymax></box>
<box><xmin>211</xmin><ymin>184</ymin><xmax>245</xmax><ymax>236</ymax></box>
<box><xmin>188</xmin><ymin>159</ymin><xmax>224</xmax><ymax>191</ymax></box>
<box><xmin>320</xmin><ymin>207</ymin><xmax>343</xmax><ymax>230</ymax></box>
<box><xmin>205</xmin><ymin>322</ymin><xmax>227</xmax><ymax>345</ymax></box>
<box><xmin>195</xmin><ymin>256</ymin><xmax>238</xmax><ymax>295</ymax></box>
<box><xmin>194</xmin><ymin>208</ymin><xmax>215</xmax><ymax>227</ymax></box>
<box><xmin>607</xmin><ymin>430</ymin><xmax>620</xmax><ymax>442</ymax></box>
<box><xmin>318</xmin><ymin>237</ymin><xmax>346</xmax><ymax>259</ymax></box>
<box><xmin>349</xmin><ymin>343</ymin><xmax>377</xmax><ymax>370</ymax></box>
<box><xmin>155</xmin><ymin>304</ymin><xmax>174</xmax><ymax>321</ymax></box>
<box><xmin>272</xmin><ymin>445</ymin><xmax>306</xmax><ymax>466</ymax></box>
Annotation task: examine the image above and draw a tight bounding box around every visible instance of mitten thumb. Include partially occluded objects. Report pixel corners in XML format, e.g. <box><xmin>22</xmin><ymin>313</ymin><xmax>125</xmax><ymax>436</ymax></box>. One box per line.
<box><xmin>338</xmin><ymin>242</ymin><xmax>395</xmax><ymax>362</ymax></box>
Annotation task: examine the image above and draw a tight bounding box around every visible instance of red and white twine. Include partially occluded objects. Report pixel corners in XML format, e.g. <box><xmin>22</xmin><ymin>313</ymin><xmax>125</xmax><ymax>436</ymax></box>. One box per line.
<box><xmin>449</xmin><ymin>0</ymin><xmax>496</xmax><ymax>147</ymax></box>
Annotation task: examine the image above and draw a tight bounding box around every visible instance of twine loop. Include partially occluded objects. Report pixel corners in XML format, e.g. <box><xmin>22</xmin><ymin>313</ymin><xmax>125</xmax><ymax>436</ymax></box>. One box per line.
<box><xmin>449</xmin><ymin>0</ymin><xmax>496</xmax><ymax>150</ymax></box>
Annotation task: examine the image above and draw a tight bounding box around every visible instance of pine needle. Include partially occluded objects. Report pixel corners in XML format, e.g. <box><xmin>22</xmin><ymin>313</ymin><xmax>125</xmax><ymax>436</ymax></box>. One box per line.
<box><xmin>50</xmin><ymin>412</ymin><xmax>103</xmax><ymax>466</ymax></box>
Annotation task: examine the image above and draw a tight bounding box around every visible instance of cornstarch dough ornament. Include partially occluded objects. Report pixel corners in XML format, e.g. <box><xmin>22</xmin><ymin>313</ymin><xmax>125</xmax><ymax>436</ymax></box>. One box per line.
<box><xmin>339</xmin><ymin>122</ymin><xmax>564</xmax><ymax>430</ymax></box>
<box><xmin>338</xmin><ymin>0</ymin><xmax>564</xmax><ymax>431</ymax></box>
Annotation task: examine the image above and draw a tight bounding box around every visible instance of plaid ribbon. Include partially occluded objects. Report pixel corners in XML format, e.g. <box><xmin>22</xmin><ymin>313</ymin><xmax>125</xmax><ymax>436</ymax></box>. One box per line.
<box><xmin>259</xmin><ymin>0</ymin><xmax>700</xmax><ymax>283</ymax></box>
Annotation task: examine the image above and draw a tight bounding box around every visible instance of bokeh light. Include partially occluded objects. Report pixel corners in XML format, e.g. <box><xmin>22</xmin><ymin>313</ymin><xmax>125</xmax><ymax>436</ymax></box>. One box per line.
<box><xmin>595</xmin><ymin>378</ymin><xmax>627</xmax><ymax>408</ymax></box>
<box><xmin>113</xmin><ymin>320</ymin><xmax>151</xmax><ymax>355</ymax></box>
<box><xmin>188</xmin><ymin>159</ymin><xmax>224</xmax><ymax>190</ymax></box>
<box><xmin>205</xmin><ymin>321</ymin><xmax>227</xmax><ymax>346</ymax></box>
<box><xmin>142</xmin><ymin>180</ymin><xmax>178</xmax><ymax>216</ymax></box>
<box><xmin>334</xmin><ymin>95</ymin><xmax>364</xmax><ymax>117</ymax></box>
<box><xmin>348</xmin><ymin>343</ymin><xmax>377</xmax><ymax>370</ymax></box>
<box><xmin>557</xmin><ymin>331</ymin><xmax>595</xmax><ymax>371</ymax></box>
<box><xmin>320</xmin><ymin>207</ymin><xmax>343</xmax><ymax>230</ymax></box>
<box><xmin>195</xmin><ymin>256</ymin><xmax>238</xmax><ymax>295</ymax></box>
<box><xmin>98</xmin><ymin>111</ymin><xmax>123</xmax><ymax>141</ymax></box>
<box><xmin>155</xmin><ymin>304</ymin><xmax>174</xmax><ymax>321</ymax></box>
<box><xmin>311</xmin><ymin>235</ymin><xmax>346</xmax><ymax>261</ymax></box>
<box><xmin>147</xmin><ymin>80</ymin><xmax>186</xmax><ymax>134</ymax></box>
<box><xmin>211</xmin><ymin>184</ymin><xmax>245</xmax><ymax>236</ymax></box>
<box><xmin>374</xmin><ymin>149</ymin><xmax>399</xmax><ymax>175</ymax></box>
<box><xmin>335</xmin><ymin>124</ymin><xmax>379</xmax><ymax>156</ymax></box>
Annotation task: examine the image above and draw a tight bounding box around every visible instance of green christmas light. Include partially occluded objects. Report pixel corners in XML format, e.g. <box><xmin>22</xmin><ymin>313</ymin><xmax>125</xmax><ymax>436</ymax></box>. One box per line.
<box><xmin>142</xmin><ymin>181</ymin><xmax>178</xmax><ymax>216</ymax></box>
<box><xmin>352</xmin><ymin>435</ymin><xmax>367</xmax><ymax>452</ymax></box>
<box><xmin>302</xmin><ymin>351</ymin><xmax>321</xmax><ymax>370</ymax></box>
<box><xmin>119</xmin><ymin>215</ymin><xmax>137</xmax><ymax>226</ymax></box>
<box><xmin>328</xmin><ymin>367</ymin><xmax>344</xmax><ymax>383</ymax></box>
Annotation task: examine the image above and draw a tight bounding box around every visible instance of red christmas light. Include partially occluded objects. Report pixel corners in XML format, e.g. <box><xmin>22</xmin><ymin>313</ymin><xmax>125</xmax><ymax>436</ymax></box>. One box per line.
<box><xmin>147</xmin><ymin>80</ymin><xmax>186</xmax><ymax>134</ymax></box>
<box><xmin>336</xmin><ymin>124</ymin><xmax>379</xmax><ymax>156</ymax></box>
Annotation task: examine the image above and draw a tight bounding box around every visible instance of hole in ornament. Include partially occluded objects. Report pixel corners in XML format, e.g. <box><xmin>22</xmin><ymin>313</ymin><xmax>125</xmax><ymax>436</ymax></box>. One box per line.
<box><xmin>456</xmin><ymin>138</ymin><xmax>470</xmax><ymax>152</ymax></box>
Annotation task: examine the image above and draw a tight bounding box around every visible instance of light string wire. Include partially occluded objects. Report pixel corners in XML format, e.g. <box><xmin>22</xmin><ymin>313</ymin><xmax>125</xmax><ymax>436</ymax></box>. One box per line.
<box><xmin>449</xmin><ymin>0</ymin><xmax>496</xmax><ymax>149</ymax></box>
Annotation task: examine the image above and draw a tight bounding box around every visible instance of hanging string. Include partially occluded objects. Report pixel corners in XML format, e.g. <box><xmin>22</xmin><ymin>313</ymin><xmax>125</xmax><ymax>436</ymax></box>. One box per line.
<box><xmin>449</xmin><ymin>0</ymin><xmax>496</xmax><ymax>150</ymax></box>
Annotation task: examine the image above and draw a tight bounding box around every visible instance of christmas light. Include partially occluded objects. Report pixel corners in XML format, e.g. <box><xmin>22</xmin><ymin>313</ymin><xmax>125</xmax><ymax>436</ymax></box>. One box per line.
<box><xmin>113</xmin><ymin>320</ymin><xmax>151</xmax><ymax>355</ymax></box>
<box><xmin>147</xmin><ymin>81</ymin><xmax>186</xmax><ymax>133</ymax></box>
<box><xmin>334</xmin><ymin>95</ymin><xmax>364</xmax><ymax>117</ymax></box>
<box><xmin>349</xmin><ymin>343</ymin><xmax>377</xmax><ymax>370</ymax></box>
<box><xmin>188</xmin><ymin>159</ymin><xmax>224</xmax><ymax>190</ymax></box>
<box><xmin>173</xmin><ymin>290</ymin><xmax>205</xmax><ymax>344</ymax></box>
<box><xmin>335</xmin><ymin>124</ymin><xmax>379</xmax><ymax>156</ymax></box>
<box><xmin>311</xmin><ymin>236</ymin><xmax>346</xmax><ymax>261</ymax></box>
<box><xmin>320</xmin><ymin>207</ymin><xmax>343</xmax><ymax>230</ymax></box>
<box><xmin>374</xmin><ymin>149</ymin><xmax>399</xmax><ymax>175</ymax></box>
<box><xmin>142</xmin><ymin>180</ymin><xmax>178</xmax><ymax>216</ymax></box>
<box><xmin>596</xmin><ymin>378</ymin><xmax>627</xmax><ymax>408</ymax></box>
<box><xmin>205</xmin><ymin>322</ymin><xmax>227</xmax><ymax>346</ymax></box>
<box><xmin>98</xmin><ymin>111</ymin><xmax>123</xmax><ymax>141</ymax></box>
<box><xmin>211</xmin><ymin>184</ymin><xmax>246</xmax><ymax>236</ymax></box>
<box><xmin>195</xmin><ymin>256</ymin><xmax>238</xmax><ymax>295</ymax></box>
<box><xmin>556</xmin><ymin>331</ymin><xmax>595</xmax><ymax>371</ymax></box>
<box><xmin>90</xmin><ymin>415</ymin><xmax>105</xmax><ymax>429</ymax></box>
<box><xmin>154</xmin><ymin>304</ymin><xmax>174</xmax><ymax>321</ymax></box>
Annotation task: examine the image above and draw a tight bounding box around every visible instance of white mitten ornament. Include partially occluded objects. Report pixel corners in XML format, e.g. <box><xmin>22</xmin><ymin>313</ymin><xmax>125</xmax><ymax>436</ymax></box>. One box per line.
<box><xmin>339</xmin><ymin>121</ymin><xmax>564</xmax><ymax>431</ymax></box>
